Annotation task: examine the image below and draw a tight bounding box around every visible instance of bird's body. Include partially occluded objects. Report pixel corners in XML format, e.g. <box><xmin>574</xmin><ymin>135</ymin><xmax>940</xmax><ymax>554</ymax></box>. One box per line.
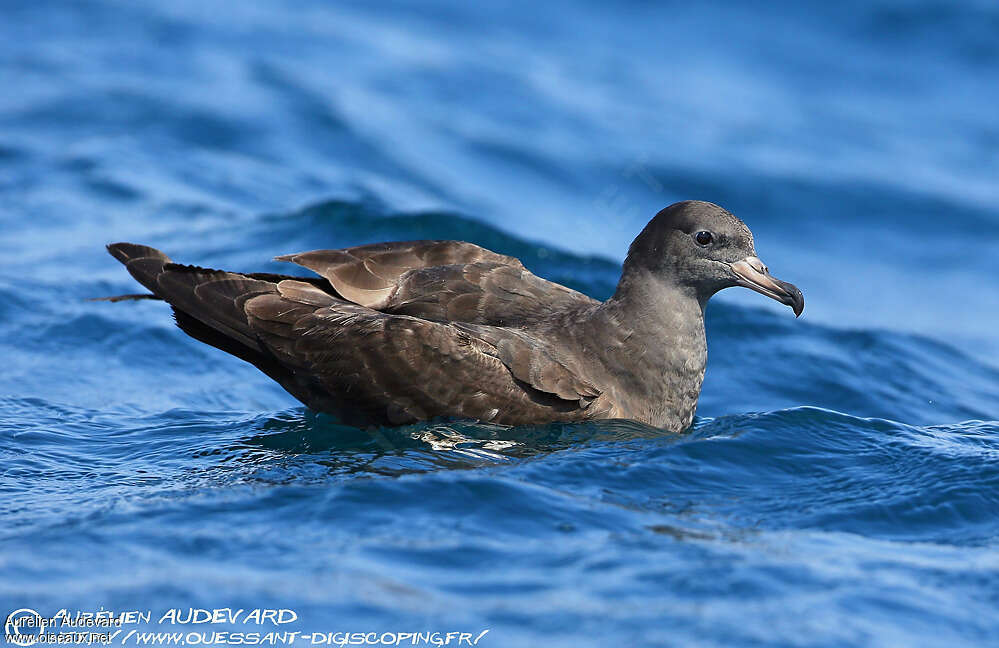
<box><xmin>105</xmin><ymin>201</ymin><xmax>803</xmax><ymax>431</ymax></box>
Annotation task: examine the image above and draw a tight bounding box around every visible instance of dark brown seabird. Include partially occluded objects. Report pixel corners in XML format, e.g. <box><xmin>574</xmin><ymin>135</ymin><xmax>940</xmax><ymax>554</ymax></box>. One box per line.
<box><xmin>105</xmin><ymin>200</ymin><xmax>803</xmax><ymax>431</ymax></box>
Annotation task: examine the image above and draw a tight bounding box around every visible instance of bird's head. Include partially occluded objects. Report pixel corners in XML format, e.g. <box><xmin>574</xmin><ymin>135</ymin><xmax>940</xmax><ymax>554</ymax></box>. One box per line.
<box><xmin>623</xmin><ymin>200</ymin><xmax>804</xmax><ymax>316</ymax></box>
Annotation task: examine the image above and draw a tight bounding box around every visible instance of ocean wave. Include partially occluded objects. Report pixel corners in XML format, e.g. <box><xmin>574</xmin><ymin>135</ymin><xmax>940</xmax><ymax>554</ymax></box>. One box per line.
<box><xmin>4</xmin><ymin>0</ymin><xmax>999</xmax><ymax>643</ymax></box>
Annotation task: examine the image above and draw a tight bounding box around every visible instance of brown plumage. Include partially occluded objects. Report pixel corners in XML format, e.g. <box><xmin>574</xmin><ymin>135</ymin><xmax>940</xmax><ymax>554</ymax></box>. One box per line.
<box><xmin>105</xmin><ymin>201</ymin><xmax>803</xmax><ymax>431</ymax></box>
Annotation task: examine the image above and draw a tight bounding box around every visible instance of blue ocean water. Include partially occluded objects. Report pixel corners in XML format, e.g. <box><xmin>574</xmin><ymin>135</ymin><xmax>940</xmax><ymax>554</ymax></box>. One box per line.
<box><xmin>2</xmin><ymin>0</ymin><xmax>998</xmax><ymax>646</ymax></box>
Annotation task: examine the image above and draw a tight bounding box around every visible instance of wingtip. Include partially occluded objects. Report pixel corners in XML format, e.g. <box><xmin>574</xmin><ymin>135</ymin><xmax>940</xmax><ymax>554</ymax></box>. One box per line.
<box><xmin>107</xmin><ymin>242</ymin><xmax>171</xmax><ymax>264</ymax></box>
<box><xmin>106</xmin><ymin>242</ymin><xmax>131</xmax><ymax>263</ymax></box>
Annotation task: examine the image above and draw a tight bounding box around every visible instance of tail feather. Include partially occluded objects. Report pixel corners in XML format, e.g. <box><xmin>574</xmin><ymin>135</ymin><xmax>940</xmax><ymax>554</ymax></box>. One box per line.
<box><xmin>88</xmin><ymin>293</ymin><xmax>161</xmax><ymax>302</ymax></box>
<box><xmin>156</xmin><ymin>266</ymin><xmax>276</xmax><ymax>350</ymax></box>
<box><xmin>104</xmin><ymin>242</ymin><xmax>343</xmax><ymax>411</ymax></box>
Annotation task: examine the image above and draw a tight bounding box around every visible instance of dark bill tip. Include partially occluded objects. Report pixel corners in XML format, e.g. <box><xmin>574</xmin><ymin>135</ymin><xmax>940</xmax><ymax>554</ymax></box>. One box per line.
<box><xmin>774</xmin><ymin>278</ymin><xmax>804</xmax><ymax>317</ymax></box>
<box><xmin>729</xmin><ymin>258</ymin><xmax>804</xmax><ymax>318</ymax></box>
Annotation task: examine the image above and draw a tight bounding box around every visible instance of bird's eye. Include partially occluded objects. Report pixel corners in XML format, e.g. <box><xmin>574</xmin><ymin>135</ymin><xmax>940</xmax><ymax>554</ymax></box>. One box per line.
<box><xmin>694</xmin><ymin>231</ymin><xmax>714</xmax><ymax>246</ymax></box>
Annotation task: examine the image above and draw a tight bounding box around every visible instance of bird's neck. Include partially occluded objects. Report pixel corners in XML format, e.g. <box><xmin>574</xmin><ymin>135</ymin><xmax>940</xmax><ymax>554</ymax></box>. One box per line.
<box><xmin>590</xmin><ymin>268</ymin><xmax>708</xmax><ymax>430</ymax></box>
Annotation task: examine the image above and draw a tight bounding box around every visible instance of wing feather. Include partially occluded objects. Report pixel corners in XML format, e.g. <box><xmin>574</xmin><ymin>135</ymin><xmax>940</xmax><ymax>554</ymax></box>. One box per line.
<box><xmin>241</xmin><ymin>294</ymin><xmax>599</xmax><ymax>425</ymax></box>
<box><xmin>274</xmin><ymin>240</ymin><xmax>522</xmax><ymax>309</ymax></box>
<box><xmin>273</xmin><ymin>240</ymin><xmax>596</xmax><ymax>317</ymax></box>
<box><xmin>277</xmin><ymin>239</ymin><xmax>596</xmax><ymax>325</ymax></box>
<box><xmin>107</xmin><ymin>241</ymin><xmax>605</xmax><ymax>426</ymax></box>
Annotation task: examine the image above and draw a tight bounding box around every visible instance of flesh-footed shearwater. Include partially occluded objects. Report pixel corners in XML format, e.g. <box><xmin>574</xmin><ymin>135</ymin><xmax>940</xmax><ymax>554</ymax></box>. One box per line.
<box><xmin>104</xmin><ymin>200</ymin><xmax>803</xmax><ymax>431</ymax></box>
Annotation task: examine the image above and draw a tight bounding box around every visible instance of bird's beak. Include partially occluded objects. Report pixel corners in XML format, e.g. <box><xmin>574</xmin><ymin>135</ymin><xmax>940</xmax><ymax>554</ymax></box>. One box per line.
<box><xmin>729</xmin><ymin>257</ymin><xmax>804</xmax><ymax>317</ymax></box>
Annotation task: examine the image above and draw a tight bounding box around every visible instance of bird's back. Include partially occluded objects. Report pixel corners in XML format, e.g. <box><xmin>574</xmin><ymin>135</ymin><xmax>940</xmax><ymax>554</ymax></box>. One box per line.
<box><xmin>106</xmin><ymin>240</ymin><xmax>609</xmax><ymax>427</ymax></box>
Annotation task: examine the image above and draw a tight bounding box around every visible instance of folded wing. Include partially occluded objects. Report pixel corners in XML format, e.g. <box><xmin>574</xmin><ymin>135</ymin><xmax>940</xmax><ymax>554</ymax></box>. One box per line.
<box><xmin>276</xmin><ymin>240</ymin><xmax>597</xmax><ymax>325</ymax></box>
<box><xmin>107</xmin><ymin>241</ymin><xmax>605</xmax><ymax>425</ymax></box>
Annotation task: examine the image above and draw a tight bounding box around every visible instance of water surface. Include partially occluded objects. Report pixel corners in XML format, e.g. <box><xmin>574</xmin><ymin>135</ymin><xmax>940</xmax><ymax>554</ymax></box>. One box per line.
<box><xmin>2</xmin><ymin>1</ymin><xmax>998</xmax><ymax>646</ymax></box>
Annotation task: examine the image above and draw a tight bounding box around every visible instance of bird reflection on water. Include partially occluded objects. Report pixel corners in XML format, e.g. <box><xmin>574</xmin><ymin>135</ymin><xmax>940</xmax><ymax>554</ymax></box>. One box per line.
<box><xmin>233</xmin><ymin>411</ymin><xmax>677</xmax><ymax>480</ymax></box>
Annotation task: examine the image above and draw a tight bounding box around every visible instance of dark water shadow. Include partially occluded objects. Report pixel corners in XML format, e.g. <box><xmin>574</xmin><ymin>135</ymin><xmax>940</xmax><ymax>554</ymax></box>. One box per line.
<box><xmin>226</xmin><ymin>409</ymin><xmax>678</xmax><ymax>480</ymax></box>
